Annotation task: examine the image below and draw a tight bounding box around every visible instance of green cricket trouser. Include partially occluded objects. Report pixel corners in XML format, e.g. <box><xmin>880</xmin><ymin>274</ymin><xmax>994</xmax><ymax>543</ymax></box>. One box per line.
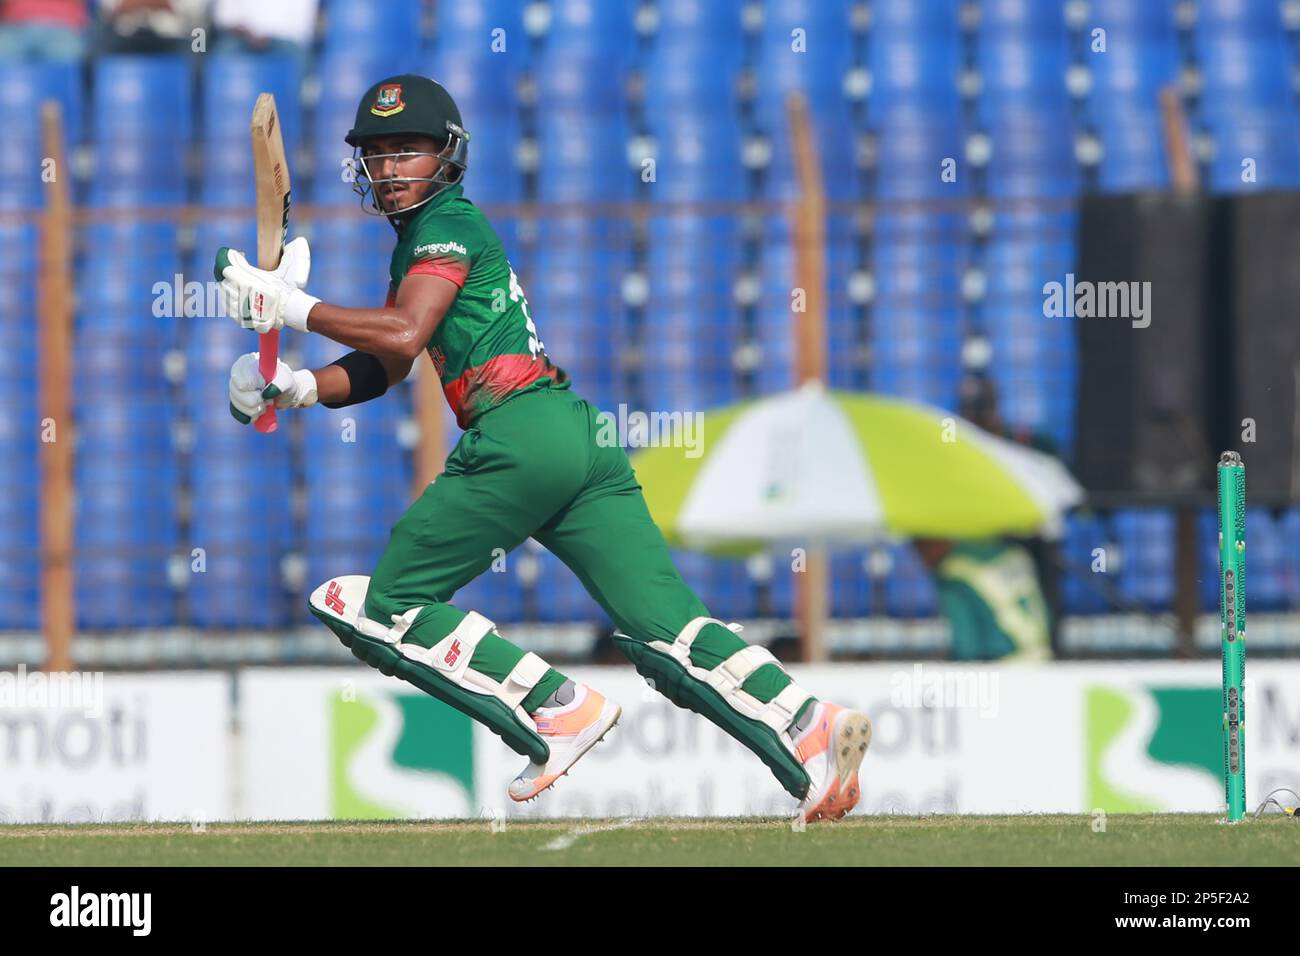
<box><xmin>362</xmin><ymin>385</ymin><xmax>798</xmax><ymax>718</ymax></box>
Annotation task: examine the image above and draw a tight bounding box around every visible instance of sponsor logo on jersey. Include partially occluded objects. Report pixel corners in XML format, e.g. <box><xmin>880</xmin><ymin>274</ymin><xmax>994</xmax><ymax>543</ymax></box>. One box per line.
<box><xmin>371</xmin><ymin>83</ymin><xmax>405</xmax><ymax>117</ymax></box>
<box><xmin>413</xmin><ymin>240</ymin><xmax>468</xmax><ymax>258</ymax></box>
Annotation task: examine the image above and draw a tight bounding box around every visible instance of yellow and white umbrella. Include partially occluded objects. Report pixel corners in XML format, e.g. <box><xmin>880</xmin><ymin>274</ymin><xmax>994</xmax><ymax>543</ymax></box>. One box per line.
<box><xmin>631</xmin><ymin>383</ymin><xmax>1082</xmax><ymax>552</ymax></box>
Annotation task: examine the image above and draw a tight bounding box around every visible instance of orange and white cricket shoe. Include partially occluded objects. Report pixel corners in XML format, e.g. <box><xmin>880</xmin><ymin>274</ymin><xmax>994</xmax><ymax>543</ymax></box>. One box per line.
<box><xmin>508</xmin><ymin>684</ymin><xmax>622</xmax><ymax>802</ymax></box>
<box><xmin>792</xmin><ymin>702</ymin><xmax>872</xmax><ymax>823</ymax></box>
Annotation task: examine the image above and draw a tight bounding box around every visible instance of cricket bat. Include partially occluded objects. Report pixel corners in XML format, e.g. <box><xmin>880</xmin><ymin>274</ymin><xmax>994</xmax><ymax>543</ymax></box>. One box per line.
<box><xmin>250</xmin><ymin>92</ymin><xmax>291</xmax><ymax>434</ymax></box>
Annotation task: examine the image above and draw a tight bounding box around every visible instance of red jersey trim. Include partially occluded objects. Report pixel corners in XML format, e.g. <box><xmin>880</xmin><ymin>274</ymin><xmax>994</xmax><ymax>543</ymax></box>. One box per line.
<box><xmin>406</xmin><ymin>258</ymin><xmax>469</xmax><ymax>288</ymax></box>
<box><xmin>443</xmin><ymin>353</ymin><xmax>556</xmax><ymax>428</ymax></box>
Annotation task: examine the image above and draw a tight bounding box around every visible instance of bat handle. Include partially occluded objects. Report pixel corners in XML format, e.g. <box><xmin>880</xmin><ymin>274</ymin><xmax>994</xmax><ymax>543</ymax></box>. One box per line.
<box><xmin>255</xmin><ymin>329</ymin><xmax>280</xmax><ymax>433</ymax></box>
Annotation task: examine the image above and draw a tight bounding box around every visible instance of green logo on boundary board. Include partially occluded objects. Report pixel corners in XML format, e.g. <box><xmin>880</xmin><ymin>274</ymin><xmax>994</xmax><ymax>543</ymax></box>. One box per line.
<box><xmin>1085</xmin><ymin>685</ymin><xmax>1222</xmax><ymax>812</ymax></box>
<box><xmin>330</xmin><ymin>690</ymin><xmax>475</xmax><ymax>818</ymax></box>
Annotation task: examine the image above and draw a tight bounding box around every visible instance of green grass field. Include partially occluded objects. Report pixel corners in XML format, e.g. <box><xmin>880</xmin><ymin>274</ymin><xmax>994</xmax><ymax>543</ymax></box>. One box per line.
<box><xmin>1</xmin><ymin>814</ymin><xmax>1297</xmax><ymax>866</ymax></box>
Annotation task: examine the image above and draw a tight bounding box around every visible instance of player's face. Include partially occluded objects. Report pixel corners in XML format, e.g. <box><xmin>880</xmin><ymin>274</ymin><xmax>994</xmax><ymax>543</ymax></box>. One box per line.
<box><xmin>360</xmin><ymin>135</ymin><xmax>443</xmax><ymax>213</ymax></box>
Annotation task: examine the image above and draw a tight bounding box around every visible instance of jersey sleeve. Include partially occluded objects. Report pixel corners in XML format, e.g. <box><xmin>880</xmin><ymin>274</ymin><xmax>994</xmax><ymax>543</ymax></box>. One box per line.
<box><xmin>405</xmin><ymin>214</ymin><xmax>475</xmax><ymax>288</ymax></box>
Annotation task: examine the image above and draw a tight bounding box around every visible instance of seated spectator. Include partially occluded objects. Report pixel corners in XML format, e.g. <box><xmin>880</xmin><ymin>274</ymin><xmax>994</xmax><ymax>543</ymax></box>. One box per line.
<box><xmin>94</xmin><ymin>0</ymin><xmax>206</xmax><ymax>56</ymax></box>
<box><xmin>210</xmin><ymin>0</ymin><xmax>315</xmax><ymax>63</ymax></box>
<box><xmin>0</xmin><ymin>0</ymin><xmax>88</xmax><ymax>60</ymax></box>
<box><xmin>915</xmin><ymin>375</ymin><xmax>1058</xmax><ymax>662</ymax></box>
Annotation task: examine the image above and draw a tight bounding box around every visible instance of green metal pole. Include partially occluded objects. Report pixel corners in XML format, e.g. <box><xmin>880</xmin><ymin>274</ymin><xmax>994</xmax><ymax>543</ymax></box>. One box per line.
<box><xmin>1217</xmin><ymin>451</ymin><xmax>1247</xmax><ymax>822</ymax></box>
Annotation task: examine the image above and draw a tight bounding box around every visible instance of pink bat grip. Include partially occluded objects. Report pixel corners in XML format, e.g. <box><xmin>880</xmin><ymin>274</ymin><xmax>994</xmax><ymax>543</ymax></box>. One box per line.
<box><xmin>254</xmin><ymin>328</ymin><xmax>280</xmax><ymax>433</ymax></box>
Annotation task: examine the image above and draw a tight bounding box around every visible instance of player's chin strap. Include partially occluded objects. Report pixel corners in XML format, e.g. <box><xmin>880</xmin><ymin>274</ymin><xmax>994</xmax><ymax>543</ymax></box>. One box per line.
<box><xmin>308</xmin><ymin>575</ymin><xmax>551</xmax><ymax>763</ymax></box>
<box><xmin>614</xmin><ymin>616</ymin><xmax>814</xmax><ymax>799</ymax></box>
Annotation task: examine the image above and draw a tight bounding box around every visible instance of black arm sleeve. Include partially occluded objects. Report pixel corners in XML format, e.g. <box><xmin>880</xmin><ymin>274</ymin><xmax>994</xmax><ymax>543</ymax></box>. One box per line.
<box><xmin>320</xmin><ymin>350</ymin><xmax>390</xmax><ymax>408</ymax></box>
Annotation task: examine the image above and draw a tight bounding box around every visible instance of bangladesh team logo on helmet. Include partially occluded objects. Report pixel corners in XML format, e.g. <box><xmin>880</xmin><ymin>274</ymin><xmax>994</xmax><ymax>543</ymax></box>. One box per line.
<box><xmin>346</xmin><ymin>74</ymin><xmax>470</xmax><ymax>220</ymax></box>
<box><xmin>370</xmin><ymin>83</ymin><xmax>405</xmax><ymax>117</ymax></box>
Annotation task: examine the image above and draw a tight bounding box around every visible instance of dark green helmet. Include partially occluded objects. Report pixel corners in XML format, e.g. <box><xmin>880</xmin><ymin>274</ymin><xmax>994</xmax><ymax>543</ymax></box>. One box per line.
<box><xmin>346</xmin><ymin>74</ymin><xmax>470</xmax><ymax>218</ymax></box>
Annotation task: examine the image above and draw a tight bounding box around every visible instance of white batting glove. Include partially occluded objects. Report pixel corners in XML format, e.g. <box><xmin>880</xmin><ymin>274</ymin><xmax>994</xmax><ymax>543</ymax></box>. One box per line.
<box><xmin>229</xmin><ymin>352</ymin><xmax>319</xmax><ymax>425</ymax></box>
<box><xmin>215</xmin><ymin>236</ymin><xmax>319</xmax><ymax>335</ymax></box>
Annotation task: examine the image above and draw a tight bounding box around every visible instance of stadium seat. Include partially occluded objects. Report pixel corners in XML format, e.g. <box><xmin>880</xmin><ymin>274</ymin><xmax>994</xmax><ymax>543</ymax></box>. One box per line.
<box><xmin>323</xmin><ymin>0</ymin><xmax>422</xmax><ymax>61</ymax></box>
<box><xmin>1200</xmin><ymin>110</ymin><xmax>1300</xmax><ymax>191</ymax></box>
<box><xmin>1110</xmin><ymin>509</ymin><xmax>1176</xmax><ymax>610</ymax></box>
<box><xmin>88</xmin><ymin>57</ymin><xmax>192</xmax><ymax>207</ymax></box>
<box><xmin>755</xmin><ymin>0</ymin><xmax>854</xmax><ymax>97</ymax></box>
<box><xmin>1195</xmin><ymin>13</ymin><xmax>1291</xmax><ymax>110</ymax></box>
<box><xmin>0</xmin><ymin>61</ymin><xmax>82</xmax><ymax>209</ymax></box>
<box><xmin>1061</xmin><ymin>513</ymin><xmax>1113</xmax><ymax>614</ymax></box>
<box><xmin>654</xmin><ymin>0</ymin><xmax>743</xmax><ymax>49</ymax></box>
<box><xmin>641</xmin><ymin>42</ymin><xmax>742</xmax><ymax>114</ymax></box>
<box><xmin>644</xmin><ymin>113</ymin><xmax>745</xmax><ymax>202</ymax></box>
<box><xmin>832</xmin><ymin>550</ymin><xmax>874</xmax><ymax>618</ymax></box>
<box><xmin>885</xmin><ymin>545</ymin><xmax>939</xmax><ymax>617</ymax></box>
<box><xmin>867</xmin><ymin>0</ymin><xmax>963</xmax><ymax>116</ymax></box>
<box><xmin>535</xmin><ymin>114</ymin><xmax>633</xmax><ymax>201</ymax></box>
<box><xmin>1243</xmin><ymin>508</ymin><xmax>1288</xmax><ymax>611</ymax></box>
<box><xmin>200</xmin><ymin>55</ymin><xmax>302</xmax><ymax>206</ymax></box>
<box><xmin>541</xmin><ymin>0</ymin><xmax>637</xmax><ymax>62</ymax></box>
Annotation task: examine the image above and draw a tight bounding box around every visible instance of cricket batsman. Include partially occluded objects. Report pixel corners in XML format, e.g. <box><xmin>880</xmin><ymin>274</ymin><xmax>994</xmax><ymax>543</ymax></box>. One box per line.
<box><xmin>215</xmin><ymin>75</ymin><xmax>871</xmax><ymax>822</ymax></box>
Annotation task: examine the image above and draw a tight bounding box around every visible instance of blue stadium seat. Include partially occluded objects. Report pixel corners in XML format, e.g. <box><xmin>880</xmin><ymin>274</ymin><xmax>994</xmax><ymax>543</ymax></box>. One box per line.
<box><xmin>642</xmin><ymin>43</ymin><xmax>742</xmax><ymax>114</ymax></box>
<box><xmin>92</xmin><ymin>56</ymin><xmax>192</xmax><ymax>142</ymax></box>
<box><xmin>832</xmin><ymin>550</ymin><xmax>874</xmax><ymax>617</ymax></box>
<box><xmin>886</xmin><ymin>545</ymin><xmax>939</xmax><ymax>617</ymax></box>
<box><xmin>542</xmin><ymin>0</ymin><xmax>637</xmax><ymax>61</ymax></box>
<box><xmin>753</xmin><ymin>74</ymin><xmax>856</xmax><ymax>201</ymax></box>
<box><xmin>1094</xmin><ymin>110</ymin><xmax>1171</xmax><ymax>192</ymax></box>
<box><xmin>756</xmin><ymin>0</ymin><xmax>854</xmax><ymax>96</ymax></box>
<box><xmin>873</xmin><ymin>111</ymin><xmax>968</xmax><ymax>200</ymax></box>
<box><xmin>766</xmin><ymin>557</ymin><xmax>795</xmax><ymax>618</ymax></box>
<box><xmin>530</xmin><ymin>548</ymin><xmax>604</xmax><ymax>621</ymax></box>
<box><xmin>0</xmin><ymin>196</ymin><xmax>39</xmax><ymax>624</ymax></box>
<box><xmin>75</xmin><ymin>556</ymin><xmax>176</xmax><ymax>629</ymax></box>
<box><xmin>0</xmin><ymin>60</ymin><xmax>82</xmax><ymax>144</ymax></box>
<box><xmin>654</xmin><ymin>0</ymin><xmax>743</xmax><ymax>49</ymax></box>
<box><xmin>430</xmin><ymin>0</ymin><xmax>526</xmax><ymax>60</ymax></box>
<box><xmin>1085</xmin><ymin>13</ymin><xmax>1180</xmax><ymax>192</ymax></box>
<box><xmin>428</xmin><ymin>49</ymin><xmax>520</xmax><ymax>126</ymax></box>
<box><xmin>1110</xmin><ymin>509</ymin><xmax>1175</xmax><ymax>610</ymax></box>
<box><xmin>533</xmin><ymin>48</ymin><xmax>624</xmax><ymax>113</ymax></box>
<box><xmin>868</xmin><ymin>1</ymin><xmax>963</xmax><ymax>116</ymax></box>
<box><xmin>306</xmin><ymin>217</ymin><xmax>395</xmax><ymax>307</ymax></box>
<box><xmin>0</xmin><ymin>61</ymin><xmax>82</xmax><ymax>208</ymax></box>
<box><xmin>639</xmin><ymin>215</ymin><xmax>739</xmax><ymax>409</ymax></box>
<box><xmin>1243</xmin><ymin>508</ymin><xmax>1288</xmax><ymax>611</ymax></box>
<box><xmin>1195</xmin><ymin>0</ymin><xmax>1291</xmax><ymax>109</ymax></box>
<box><xmin>1061</xmin><ymin>513</ymin><xmax>1113</xmax><ymax>613</ymax></box>
<box><xmin>74</xmin><ymin>455</ymin><xmax>178</xmax><ymax>628</ymax></box>
<box><xmin>186</xmin><ymin>545</ymin><xmax>291</xmax><ymax>629</ymax></box>
<box><xmin>1201</xmin><ymin>111</ymin><xmax>1300</xmax><ymax>191</ymax></box>
<box><xmin>79</xmin><ymin>222</ymin><xmax>182</xmax><ymax>318</ymax></box>
<box><xmin>1190</xmin><ymin>509</ymin><xmax>1222</xmax><ymax>611</ymax></box>
<box><xmin>643</xmin><ymin>112</ymin><xmax>744</xmax><ymax>202</ymax></box>
<box><xmin>982</xmin><ymin>112</ymin><xmax>1080</xmax><ymax>198</ymax></box>
<box><xmin>89</xmin><ymin>140</ymin><xmax>186</xmax><ymax>207</ymax></box>
<box><xmin>200</xmin><ymin>56</ymin><xmax>302</xmax><ymax>206</ymax></box>
<box><xmin>461</xmin><ymin>115</ymin><xmax>523</xmax><ymax>203</ymax></box>
<box><xmin>88</xmin><ymin>57</ymin><xmax>193</xmax><ymax>207</ymax></box>
<box><xmin>324</xmin><ymin>0</ymin><xmax>422</xmax><ymax>61</ymax></box>
<box><xmin>1282</xmin><ymin>509</ymin><xmax>1300</xmax><ymax>608</ymax></box>
<box><xmin>536</xmin><ymin>114</ymin><xmax>633</xmax><ymax>201</ymax></box>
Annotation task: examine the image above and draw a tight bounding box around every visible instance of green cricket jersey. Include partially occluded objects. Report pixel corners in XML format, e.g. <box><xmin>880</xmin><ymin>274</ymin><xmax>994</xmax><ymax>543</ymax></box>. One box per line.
<box><xmin>935</xmin><ymin>540</ymin><xmax>1051</xmax><ymax>662</ymax></box>
<box><xmin>387</xmin><ymin>183</ymin><xmax>569</xmax><ymax>428</ymax></box>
